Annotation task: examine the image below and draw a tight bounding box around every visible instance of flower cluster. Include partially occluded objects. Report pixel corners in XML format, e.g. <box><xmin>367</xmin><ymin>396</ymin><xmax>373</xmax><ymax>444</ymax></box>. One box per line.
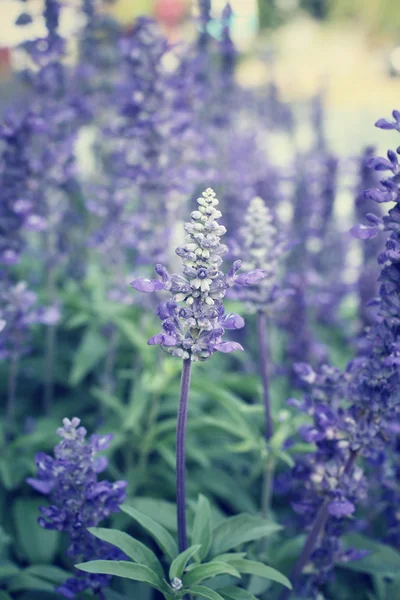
<box><xmin>131</xmin><ymin>187</ymin><xmax>266</xmax><ymax>360</ymax></box>
<box><xmin>236</xmin><ymin>196</ymin><xmax>287</xmax><ymax>313</ymax></box>
<box><xmin>288</xmin><ymin>364</ymin><xmax>367</xmax><ymax>598</ymax></box>
<box><xmin>348</xmin><ymin>113</ymin><xmax>400</xmax><ymax>453</ymax></box>
<box><xmin>27</xmin><ymin>418</ymin><xmax>127</xmax><ymax>598</ymax></box>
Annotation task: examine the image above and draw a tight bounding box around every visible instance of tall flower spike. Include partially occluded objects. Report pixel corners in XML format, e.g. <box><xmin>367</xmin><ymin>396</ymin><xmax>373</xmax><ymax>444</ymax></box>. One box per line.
<box><xmin>237</xmin><ymin>196</ymin><xmax>287</xmax><ymax>313</ymax></box>
<box><xmin>131</xmin><ymin>187</ymin><xmax>266</xmax><ymax>360</ymax></box>
<box><xmin>27</xmin><ymin>418</ymin><xmax>127</xmax><ymax>599</ymax></box>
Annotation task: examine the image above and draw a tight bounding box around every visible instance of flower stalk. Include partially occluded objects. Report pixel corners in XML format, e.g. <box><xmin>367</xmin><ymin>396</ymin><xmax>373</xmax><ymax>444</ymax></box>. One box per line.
<box><xmin>176</xmin><ymin>357</ymin><xmax>192</xmax><ymax>553</ymax></box>
<box><xmin>6</xmin><ymin>353</ymin><xmax>19</xmax><ymax>441</ymax></box>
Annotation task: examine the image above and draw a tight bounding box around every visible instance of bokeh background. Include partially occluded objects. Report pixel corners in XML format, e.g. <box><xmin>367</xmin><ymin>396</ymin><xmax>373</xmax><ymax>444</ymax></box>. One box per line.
<box><xmin>2</xmin><ymin>0</ymin><xmax>400</xmax><ymax>156</ymax></box>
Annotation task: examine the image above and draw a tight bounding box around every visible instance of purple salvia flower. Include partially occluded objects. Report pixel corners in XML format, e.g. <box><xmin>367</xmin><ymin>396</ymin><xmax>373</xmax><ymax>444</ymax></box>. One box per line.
<box><xmin>131</xmin><ymin>187</ymin><xmax>266</xmax><ymax>361</ymax></box>
<box><xmin>235</xmin><ymin>196</ymin><xmax>286</xmax><ymax>312</ymax></box>
<box><xmin>26</xmin><ymin>418</ymin><xmax>127</xmax><ymax>599</ymax></box>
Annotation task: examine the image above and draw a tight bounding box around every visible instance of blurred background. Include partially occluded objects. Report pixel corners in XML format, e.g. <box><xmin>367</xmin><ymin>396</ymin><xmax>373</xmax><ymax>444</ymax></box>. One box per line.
<box><xmin>1</xmin><ymin>0</ymin><xmax>400</xmax><ymax>156</ymax></box>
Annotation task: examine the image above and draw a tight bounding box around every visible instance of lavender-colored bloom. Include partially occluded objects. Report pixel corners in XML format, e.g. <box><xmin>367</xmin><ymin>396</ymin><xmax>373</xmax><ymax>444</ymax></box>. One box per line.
<box><xmin>131</xmin><ymin>187</ymin><xmax>266</xmax><ymax>360</ymax></box>
<box><xmin>27</xmin><ymin>418</ymin><xmax>127</xmax><ymax>598</ymax></box>
<box><xmin>353</xmin><ymin>147</ymin><xmax>383</xmax><ymax>329</ymax></box>
<box><xmin>235</xmin><ymin>196</ymin><xmax>287</xmax><ymax>312</ymax></box>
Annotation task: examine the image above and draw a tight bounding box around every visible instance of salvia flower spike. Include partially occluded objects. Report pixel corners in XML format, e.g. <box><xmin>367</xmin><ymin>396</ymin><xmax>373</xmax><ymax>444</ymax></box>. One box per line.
<box><xmin>26</xmin><ymin>418</ymin><xmax>127</xmax><ymax>598</ymax></box>
<box><xmin>130</xmin><ymin>187</ymin><xmax>267</xmax><ymax>361</ymax></box>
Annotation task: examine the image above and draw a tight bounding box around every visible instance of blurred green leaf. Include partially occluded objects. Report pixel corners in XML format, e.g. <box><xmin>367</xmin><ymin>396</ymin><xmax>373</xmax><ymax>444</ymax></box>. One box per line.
<box><xmin>339</xmin><ymin>535</ymin><xmax>400</xmax><ymax>577</ymax></box>
<box><xmin>7</xmin><ymin>573</ymin><xmax>56</xmax><ymax>592</ymax></box>
<box><xmin>69</xmin><ymin>329</ymin><xmax>108</xmax><ymax>385</ymax></box>
<box><xmin>24</xmin><ymin>565</ymin><xmax>70</xmax><ymax>584</ymax></box>
<box><xmin>91</xmin><ymin>387</ymin><xmax>126</xmax><ymax>419</ymax></box>
<box><xmin>0</xmin><ymin>562</ymin><xmax>20</xmax><ymax>579</ymax></box>
<box><xmin>12</xmin><ymin>498</ymin><xmax>59</xmax><ymax>563</ymax></box>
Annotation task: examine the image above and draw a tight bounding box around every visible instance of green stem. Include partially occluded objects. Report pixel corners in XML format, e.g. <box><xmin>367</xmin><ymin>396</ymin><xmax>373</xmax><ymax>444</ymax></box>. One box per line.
<box><xmin>261</xmin><ymin>456</ymin><xmax>276</xmax><ymax>520</ymax></box>
<box><xmin>5</xmin><ymin>354</ymin><xmax>19</xmax><ymax>441</ymax></box>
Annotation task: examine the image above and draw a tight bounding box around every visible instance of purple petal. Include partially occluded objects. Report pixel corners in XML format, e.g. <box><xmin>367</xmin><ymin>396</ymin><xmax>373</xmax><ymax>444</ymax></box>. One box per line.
<box><xmin>214</xmin><ymin>341</ymin><xmax>244</xmax><ymax>353</ymax></box>
<box><xmin>130</xmin><ymin>278</ymin><xmax>165</xmax><ymax>293</ymax></box>
<box><xmin>93</xmin><ymin>456</ymin><xmax>108</xmax><ymax>473</ymax></box>
<box><xmin>222</xmin><ymin>313</ymin><xmax>245</xmax><ymax>329</ymax></box>
<box><xmin>327</xmin><ymin>499</ymin><xmax>355</xmax><ymax>518</ymax></box>
<box><xmin>375</xmin><ymin>118</ymin><xmax>396</xmax><ymax>130</ymax></box>
<box><xmin>364</xmin><ymin>189</ymin><xmax>391</xmax><ymax>203</ymax></box>
<box><xmin>293</xmin><ymin>362</ymin><xmax>316</xmax><ymax>383</ymax></box>
<box><xmin>235</xmin><ymin>269</ymin><xmax>267</xmax><ymax>286</ymax></box>
<box><xmin>26</xmin><ymin>477</ymin><xmax>54</xmax><ymax>495</ymax></box>
<box><xmin>350</xmin><ymin>224</ymin><xmax>379</xmax><ymax>240</ymax></box>
<box><xmin>148</xmin><ymin>333</ymin><xmax>176</xmax><ymax>346</ymax></box>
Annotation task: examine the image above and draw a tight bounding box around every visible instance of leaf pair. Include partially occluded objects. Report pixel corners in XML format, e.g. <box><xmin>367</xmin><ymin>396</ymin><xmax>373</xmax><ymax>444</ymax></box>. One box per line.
<box><xmin>76</xmin><ymin>501</ymin><xmax>292</xmax><ymax>599</ymax></box>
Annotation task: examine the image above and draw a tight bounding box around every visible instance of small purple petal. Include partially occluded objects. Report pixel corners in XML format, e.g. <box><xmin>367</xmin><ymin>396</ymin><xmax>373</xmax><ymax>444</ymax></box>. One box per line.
<box><xmin>327</xmin><ymin>499</ymin><xmax>355</xmax><ymax>518</ymax></box>
<box><xmin>26</xmin><ymin>477</ymin><xmax>54</xmax><ymax>495</ymax></box>
<box><xmin>364</xmin><ymin>189</ymin><xmax>391</xmax><ymax>203</ymax></box>
<box><xmin>214</xmin><ymin>341</ymin><xmax>244</xmax><ymax>353</ymax></box>
<box><xmin>148</xmin><ymin>333</ymin><xmax>176</xmax><ymax>346</ymax></box>
<box><xmin>235</xmin><ymin>269</ymin><xmax>267</xmax><ymax>286</ymax></box>
<box><xmin>222</xmin><ymin>313</ymin><xmax>245</xmax><ymax>329</ymax></box>
<box><xmin>93</xmin><ymin>456</ymin><xmax>108</xmax><ymax>473</ymax></box>
<box><xmin>375</xmin><ymin>118</ymin><xmax>396</xmax><ymax>130</ymax></box>
<box><xmin>130</xmin><ymin>278</ymin><xmax>165</xmax><ymax>293</ymax></box>
<box><xmin>293</xmin><ymin>362</ymin><xmax>316</xmax><ymax>384</ymax></box>
<box><xmin>350</xmin><ymin>224</ymin><xmax>379</xmax><ymax>240</ymax></box>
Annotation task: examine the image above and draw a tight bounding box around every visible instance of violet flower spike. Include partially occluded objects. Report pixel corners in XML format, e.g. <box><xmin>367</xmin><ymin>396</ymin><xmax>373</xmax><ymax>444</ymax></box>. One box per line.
<box><xmin>27</xmin><ymin>418</ymin><xmax>127</xmax><ymax>598</ymax></box>
<box><xmin>130</xmin><ymin>186</ymin><xmax>266</xmax><ymax>554</ymax></box>
<box><xmin>235</xmin><ymin>196</ymin><xmax>286</xmax><ymax>519</ymax></box>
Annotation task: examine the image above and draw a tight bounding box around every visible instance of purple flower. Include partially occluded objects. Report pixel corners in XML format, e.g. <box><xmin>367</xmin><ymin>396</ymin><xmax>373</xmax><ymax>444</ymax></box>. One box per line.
<box><xmin>130</xmin><ymin>187</ymin><xmax>265</xmax><ymax>360</ymax></box>
<box><xmin>27</xmin><ymin>418</ymin><xmax>127</xmax><ymax>598</ymax></box>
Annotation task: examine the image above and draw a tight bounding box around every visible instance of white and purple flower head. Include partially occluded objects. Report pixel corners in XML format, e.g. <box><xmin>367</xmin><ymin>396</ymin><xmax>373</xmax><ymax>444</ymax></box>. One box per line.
<box><xmin>236</xmin><ymin>196</ymin><xmax>288</xmax><ymax>313</ymax></box>
<box><xmin>131</xmin><ymin>187</ymin><xmax>266</xmax><ymax>360</ymax></box>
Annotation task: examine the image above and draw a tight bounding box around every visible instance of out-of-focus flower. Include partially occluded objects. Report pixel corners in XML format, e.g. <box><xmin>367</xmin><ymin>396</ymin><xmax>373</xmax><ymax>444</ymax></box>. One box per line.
<box><xmin>27</xmin><ymin>418</ymin><xmax>127</xmax><ymax>599</ymax></box>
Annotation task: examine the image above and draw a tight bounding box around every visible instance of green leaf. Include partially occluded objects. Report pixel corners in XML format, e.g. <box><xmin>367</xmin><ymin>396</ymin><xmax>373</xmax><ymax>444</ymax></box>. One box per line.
<box><xmin>338</xmin><ymin>534</ymin><xmax>400</xmax><ymax>577</ymax></box>
<box><xmin>169</xmin><ymin>545</ymin><xmax>202</xmax><ymax>580</ymax></box>
<box><xmin>75</xmin><ymin>560</ymin><xmax>165</xmax><ymax>593</ymax></box>
<box><xmin>114</xmin><ymin>318</ymin><xmax>152</xmax><ymax>364</ymax></box>
<box><xmin>121</xmin><ymin>505</ymin><xmax>178</xmax><ymax>561</ymax></box>
<box><xmin>130</xmin><ymin>497</ymin><xmax>177</xmax><ymax>532</ymax></box>
<box><xmin>69</xmin><ymin>329</ymin><xmax>108</xmax><ymax>385</ymax></box>
<box><xmin>88</xmin><ymin>528</ymin><xmax>164</xmax><ymax>579</ymax></box>
<box><xmin>25</xmin><ymin>565</ymin><xmax>70</xmax><ymax>584</ymax></box>
<box><xmin>220</xmin><ymin>586</ymin><xmax>259</xmax><ymax>600</ymax></box>
<box><xmin>0</xmin><ymin>562</ymin><xmax>20</xmax><ymax>579</ymax></box>
<box><xmin>183</xmin><ymin>562</ymin><xmax>241</xmax><ymax>587</ymax></box>
<box><xmin>189</xmin><ymin>585</ymin><xmax>225</xmax><ymax>600</ymax></box>
<box><xmin>192</xmin><ymin>495</ymin><xmax>213</xmax><ymax>561</ymax></box>
<box><xmin>90</xmin><ymin>388</ymin><xmax>126</xmax><ymax>419</ymax></box>
<box><xmin>211</xmin><ymin>515</ymin><xmax>282</xmax><ymax>555</ymax></box>
<box><xmin>220</xmin><ymin>559</ymin><xmax>291</xmax><ymax>590</ymax></box>
<box><xmin>7</xmin><ymin>573</ymin><xmax>56</xmax><ymax>592</ymax></box>
<box><xmin>12</xmin><ymin>498</ymin><xmax>59</xmax><ymax>563</ymax></box>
